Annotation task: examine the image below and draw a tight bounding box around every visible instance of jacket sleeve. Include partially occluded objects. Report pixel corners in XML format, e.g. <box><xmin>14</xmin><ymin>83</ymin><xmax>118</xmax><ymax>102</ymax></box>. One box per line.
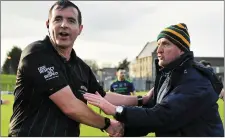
<box><xmin>123</xmin><ymin>126</ymin><xmax>150</xmax><ymax>137</ymax></box>
<box><xmin>118</xmin><ymin>80</ymin><xmax>218</xmax><ymax>133</ymax></box>
<box><xmin>123</xmin><ymin>98</ymin><xmax>156</xmax><ymax>137</ymax></box>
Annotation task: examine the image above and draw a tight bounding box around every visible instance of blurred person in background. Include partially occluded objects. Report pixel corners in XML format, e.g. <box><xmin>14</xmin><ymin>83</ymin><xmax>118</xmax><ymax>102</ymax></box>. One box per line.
<box><xmin>109</xmin><ymin>67</ymin><xmax>135</xmax><ymax>95</ymax></box>
<box><xmin>200</xmin><ymin>60</ymin><xmax>224</xmax><ymax>100</ymax></box>
<box><xmin>99</xmin><ymin>67</ymin><xmax>136</xmax><ymax>114</ymax></box>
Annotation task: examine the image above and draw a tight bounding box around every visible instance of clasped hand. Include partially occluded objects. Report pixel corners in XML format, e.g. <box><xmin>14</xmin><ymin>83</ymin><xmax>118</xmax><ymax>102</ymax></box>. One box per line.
<box><xmin>83</xmin><ymin>92</ymin><xmax>124</xmax><ymax>136</ymax></box>
<box><xmin>106</xmin><ymin>119</ymin><xmax>124</xmax><ymax>137</ymax></box>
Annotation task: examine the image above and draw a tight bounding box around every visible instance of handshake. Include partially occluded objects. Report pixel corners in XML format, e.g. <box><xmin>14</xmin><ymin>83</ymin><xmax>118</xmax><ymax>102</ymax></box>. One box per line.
<box><xmin>83</xmin><ymin>92</ymin><xmax>125</xmax><ymax>137</ymax></box>
<box><xmin>104</xmin><ymin>119</ymin><xmax>124</xmax><ymax>137</ymax></box>
<box><xmin>83</xmin><ymin>90</ymin><xmax>153</xmax><ymax>137</ymax></box>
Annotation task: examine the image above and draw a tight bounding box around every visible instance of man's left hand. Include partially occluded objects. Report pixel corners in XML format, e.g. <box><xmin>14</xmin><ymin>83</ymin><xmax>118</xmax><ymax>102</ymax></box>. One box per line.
<box><xmin>83</xmin><ymin>91</ymin><xmax>117</xmax><ymax>115</ymax></box>
<box><xmin>142</xmin><ymin>87</ymin><xmax>154</xmax><ymax>105</ymax></box>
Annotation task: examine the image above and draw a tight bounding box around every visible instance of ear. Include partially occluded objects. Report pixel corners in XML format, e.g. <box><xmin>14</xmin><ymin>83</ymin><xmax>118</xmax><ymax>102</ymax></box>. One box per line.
<box><xmin>180</xmin><ymin>50</ymin><xmax>185</xmax><ymax>55</ymax></box>
<box><xmin>46</xmin><ymin>20</ymin><xmax>49</xmax><ymax>29</ymax></box>
<box><xmin>78</xmin><ymin>25</ymin><xmax>83</xmax><ymax>35</ymax></box>
<box><xmin>178</xmin><ymin>50</ymin><xmax>185</xmax><ymax>57</ymax></box>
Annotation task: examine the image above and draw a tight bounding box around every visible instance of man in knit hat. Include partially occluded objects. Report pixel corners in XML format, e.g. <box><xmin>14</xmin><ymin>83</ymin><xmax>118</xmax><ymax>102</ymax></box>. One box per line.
<box><xmin>83</xmin><ymin>23</ymin><xmax>224</xmax><ymax>137</ymax></box>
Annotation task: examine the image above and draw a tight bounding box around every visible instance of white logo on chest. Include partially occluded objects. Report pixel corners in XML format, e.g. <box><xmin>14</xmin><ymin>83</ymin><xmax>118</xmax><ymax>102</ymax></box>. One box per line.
<box><xmin>38</xmin><ymin>65</ymin><xmax>59</xmax><ymax>81</ymax></box>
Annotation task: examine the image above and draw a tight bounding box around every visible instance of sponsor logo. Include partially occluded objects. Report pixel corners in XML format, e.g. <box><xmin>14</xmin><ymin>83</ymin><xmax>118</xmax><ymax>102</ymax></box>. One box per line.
<box><xmin>38</xmin><ymin>65</ymin><xmax>59</xmax><ymax>81</ymax></box>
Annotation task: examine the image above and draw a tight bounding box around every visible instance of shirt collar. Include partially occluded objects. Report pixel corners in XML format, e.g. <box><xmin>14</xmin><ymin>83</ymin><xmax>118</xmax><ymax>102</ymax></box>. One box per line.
<box><xmin>43</xmin><ymin>35</ymin><xmax>77</xmax><ymax>64</ymax></box>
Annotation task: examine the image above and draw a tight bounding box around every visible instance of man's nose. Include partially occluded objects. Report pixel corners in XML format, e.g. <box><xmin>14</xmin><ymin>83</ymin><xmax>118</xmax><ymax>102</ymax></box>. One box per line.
<box><xmin>157</xmin><ymin>45</ymin><xmax>163</xmax><ymax>53</ymax></box>
<box><xmin>61</xmin><ymin>20</ymin><xmax>69</xmax><ymax>28</ymax></box>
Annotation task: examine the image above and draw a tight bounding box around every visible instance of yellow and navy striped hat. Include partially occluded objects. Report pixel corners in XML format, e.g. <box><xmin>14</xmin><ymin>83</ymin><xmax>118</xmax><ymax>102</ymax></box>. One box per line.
<box><xmin>157</xmin><ymin>23</ymin><xmax>190</xmax><ymax>52</ymax></box>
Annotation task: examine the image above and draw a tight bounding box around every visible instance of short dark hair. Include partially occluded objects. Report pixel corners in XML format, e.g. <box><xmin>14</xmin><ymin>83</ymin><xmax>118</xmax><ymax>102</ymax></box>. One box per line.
<box><xmin>200</xmin><ymin>60</ymin><xmax>211</xmax><ymax>67</ymax></box>
<box><xmin>48</xmin><ymin>0</ymin><xmax>82</xmax><ymax>25</ymax></box>
<box><xmin>117</xmin><ymin>67</ymin><xmax>125</xmax><ymax>72</ymax></box>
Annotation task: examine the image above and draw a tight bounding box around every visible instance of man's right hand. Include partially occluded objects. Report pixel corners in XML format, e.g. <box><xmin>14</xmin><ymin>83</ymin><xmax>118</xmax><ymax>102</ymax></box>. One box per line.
<box><xmin>219</xmin><ymin>88</ymin><xmax>224</xmax><ymax>100</ymax></box>
<box><xmin>106</xmin><ymin>119</ymin><xmax>124</xmax><ymax>137</ymax></box>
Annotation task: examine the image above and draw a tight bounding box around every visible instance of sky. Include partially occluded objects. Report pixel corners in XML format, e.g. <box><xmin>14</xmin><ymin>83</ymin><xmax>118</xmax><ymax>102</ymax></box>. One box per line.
<box><xmin>1</xmin><ymin>1</ymin><xmax>224</xmax><ymax>67</ymax></box>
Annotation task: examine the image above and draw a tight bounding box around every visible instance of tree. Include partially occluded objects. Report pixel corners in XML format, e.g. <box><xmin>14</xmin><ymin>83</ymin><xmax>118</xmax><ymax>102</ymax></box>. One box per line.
<box><xmin>118</xmin><ymin>58</ymin><xmax>130</xmax><ymax>71</ymax></box>
<box><xmin>2</xmin><ymin>46</ymin><xmax>22</xmax><ymax>75</ymax></box>
<box><xmin>101</xmin><ymin>62</ymin><xmax>113</xmax><ymax>68</ymax></box>
<box><xmin>83</xmin><ymin>59</ymin><xmax>99</xmax><ymax>73</ymax></box>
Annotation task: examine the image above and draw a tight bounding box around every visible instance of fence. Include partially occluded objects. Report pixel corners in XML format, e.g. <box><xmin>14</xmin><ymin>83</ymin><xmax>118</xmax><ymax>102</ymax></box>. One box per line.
<box><xmin>131</xmin><ymin>78</ymin><xmax>154</xmax><ymax>92</ymax></box>
<box><xmin>0</xmin><ymin>83</ymin><xmax>15</xmax><ymax>94</ymax></box>
<box><xmin>99</xmin><ymin>77</ymin><xmax>154</xmax><ymax>92</ymax></box>
<box><xmin>0</xmin><ymin>78</ymin><xmax>154</xmax><ymax>94</ymax></box>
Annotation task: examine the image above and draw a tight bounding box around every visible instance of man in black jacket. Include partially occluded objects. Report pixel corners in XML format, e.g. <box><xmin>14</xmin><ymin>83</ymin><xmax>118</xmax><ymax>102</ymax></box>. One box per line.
<box><xmin>84</xmin><ymin>23</ymin><xmax>224</xmax><ymax>137</ymax></box>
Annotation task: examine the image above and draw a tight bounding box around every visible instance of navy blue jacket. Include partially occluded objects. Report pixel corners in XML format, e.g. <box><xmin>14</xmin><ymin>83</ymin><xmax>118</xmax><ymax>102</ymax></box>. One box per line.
<box><xmin>119</xmin><ymin>52</ymin><xmax>224</xmax><ymax>137</ymax></box>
